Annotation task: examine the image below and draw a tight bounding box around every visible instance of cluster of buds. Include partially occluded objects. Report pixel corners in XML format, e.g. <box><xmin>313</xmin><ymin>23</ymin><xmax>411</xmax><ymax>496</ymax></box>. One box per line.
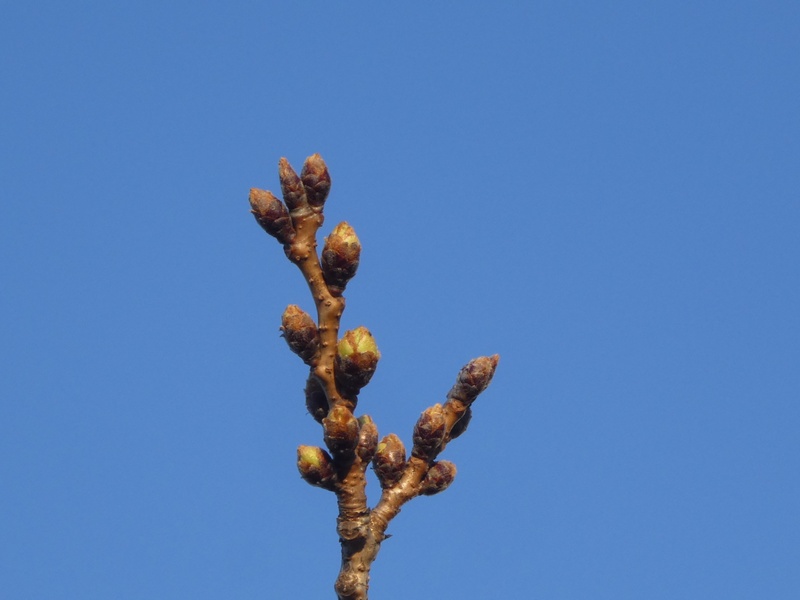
<box><xmin>250</xmin><ymin>153</ymin><xmax>499</xmax><ymax>599</ymax></box>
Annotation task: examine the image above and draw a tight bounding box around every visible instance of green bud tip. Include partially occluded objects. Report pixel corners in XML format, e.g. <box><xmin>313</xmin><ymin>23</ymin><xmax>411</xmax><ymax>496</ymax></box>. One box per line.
<box><xmin>338</xmin><ymin>326</ymin><xmax>379</xmax><ymax>359</ymax></box>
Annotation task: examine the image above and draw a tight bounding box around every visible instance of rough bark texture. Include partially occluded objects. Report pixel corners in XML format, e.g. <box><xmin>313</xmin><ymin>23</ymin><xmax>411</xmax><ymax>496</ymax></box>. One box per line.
<box><xmin>250</xmin><ymin>154</ymin><xmax>499</xmax><ymax>599</ymax></box>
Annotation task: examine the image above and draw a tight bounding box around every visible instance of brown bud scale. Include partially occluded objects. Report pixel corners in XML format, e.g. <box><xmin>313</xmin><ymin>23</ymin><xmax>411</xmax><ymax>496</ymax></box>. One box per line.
<box><xmin>372</xmin><ymin>433</ymin><xmax>407</xmax><ymax>489</ymax></box>
<box><xmin>301</xmin><ymin>153</ymin><xmax>331</xmax><ymax>210</ymax></box>
<box><xmin>412</xmin><ymin>403</ymin><xmax>447</xmax><ymax>460</ymax></box>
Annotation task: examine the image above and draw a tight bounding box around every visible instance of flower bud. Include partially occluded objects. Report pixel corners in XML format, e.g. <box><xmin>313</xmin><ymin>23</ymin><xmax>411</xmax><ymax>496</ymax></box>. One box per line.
<box><xmin>249</xmin><ymin>188</ymin><xmax>295</xmax><ymax>244</ymax></box>
<box><xmin>297</xmin><ymin>445</ymin><xmax>337</xmax><ymax>490</ymax></box>
<box><xmin>418</xmin><ymin>460</ymin><xmax>457</xmax><ymax>496</ymax></box>
<box><xmin>280</xmin><ymin>305</ymin><xmax>319</xmax><ymax>364</ymax></box>
<box><xmin>412</xmin><ymin>404</ymin><xmax>447</xmax><ymax>460</ymax></box>
<box><xmin>300</xmin><ymin>153</ymin><xmax>331</xmax><ymax>211</ymax></box>
<box><xmin>323</xmin><ymin>404</ymin><xmax>360</xmax><ymax>456</ymax></box>
<box><xmin>372</xmin><ymin>433</ymin><xmax>407</xmax><ymax>489</ymax></box>
<box><xmin>305</xmin><ymin>376</ymin><xmax>328</xmax><ymax>424</ymax></box>
<box><xmin>278</xmin><ymin>157</ymin><xmax>308</xmax><ymax>213</ymax></box>
<box><xmin>448</xmin><ymin>406</ymin><xmax>472</xmax><ymax>440</ymax></box>
<box><xmin>321</xmin><ymin>222</ymin><xmax>361</xmax><ymax>296</ymax></box>
<box><xmin>447</xmin><ymin>355</ymin><xmax>500</xmax><ymax>405</ymax></box>
<box><xmin>356</xmin><ymin>415</ymin><xmax>379</xmax><ymax>463</ymax></box>
<box><xmin>335</xmin><ymin>326</ymin><xmax>380</xmax><ymax>394</ymax></box>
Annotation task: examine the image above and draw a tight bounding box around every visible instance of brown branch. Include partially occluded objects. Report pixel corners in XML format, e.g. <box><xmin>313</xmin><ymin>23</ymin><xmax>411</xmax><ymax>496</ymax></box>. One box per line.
<box><xmin>250</xmin><ymin>153</ymin><xmax>498</xmax><ymax>600</ymax></box>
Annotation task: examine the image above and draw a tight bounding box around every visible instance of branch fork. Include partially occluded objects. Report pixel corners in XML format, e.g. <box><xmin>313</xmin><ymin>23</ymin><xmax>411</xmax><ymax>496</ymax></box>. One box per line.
<box><xmin>250</xmin><ymin>154</ymin><xmax>499</xmax><ymax>600</ymax></box>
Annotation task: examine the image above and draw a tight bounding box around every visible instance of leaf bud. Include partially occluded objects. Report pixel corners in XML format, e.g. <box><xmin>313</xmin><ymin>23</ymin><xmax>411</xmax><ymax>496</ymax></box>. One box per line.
<box><xmin>297</xmin><ymin>445</ymin><xmax>337</xmax><ymax>490</ymax></box>
<box><xmin>356</xmin><ymin>415</ymin><xmax>379</xmax><ymax>463</ymax></box>
<box><xmin>300</xmin><ymin>153</ymin><xmax>331</xmax><ymax>211</ymax></box>
<box><xmin>305</xmin><ymin>376</ymin><xmax>328</xmax><ymax>424</ymax></box>
<box><xmin>448</xmin><ymin>406</ymin><xmax>473</xmax><ymax>440</ymax></box>
<box><xmin>419</xmin><ymin>460</ymin><xmax>457</xmax><ymax>496</ymax></box>
<box><xmin>372</xmin><ymin>433</ymin><xmax>407</xmax><ymax>489</ymax></box>
<box><xmin>249</xmin><ymin>188</ymin><xmax>295</xmax><ymax>244</ymax></box>
<box><xmin>447</xmin><ymin>355</ymin><xmax>500</xmax><ymax>405</ymax></box>
<box><xmin>335</xmin><ymin>326</ymin><xmax>380</xmax><ymax>394</ymax></box>
<box><xmin>323</xmin><ymin>404</ymin><xmax>360</xmax><ymax>456</ymax></box>
<box><xmin>412</xmin><ymin>403</ymin><xmax>447</xmax><ymax>459</ymax></box>
<box><xmin>280</xmin><ymin>305</ymin><xmax>319</xmax><ymax>364</ymax></box>
<box><xmin>278</xmin><ymin>157</ymin><xmax>309</xmax><ymax>213</ymax></box>
<box><xmin>321</xmin><ymin>222</ymin><xmax>361</xmax><ymax>296</ymax></box>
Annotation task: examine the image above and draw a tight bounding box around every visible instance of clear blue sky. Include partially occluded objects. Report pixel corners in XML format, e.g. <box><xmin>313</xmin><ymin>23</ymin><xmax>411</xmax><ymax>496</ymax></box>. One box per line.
<box><xmin>2</xmin><ymin>2</ymin><xmax>799</xmax><ymax>598</ymax></box>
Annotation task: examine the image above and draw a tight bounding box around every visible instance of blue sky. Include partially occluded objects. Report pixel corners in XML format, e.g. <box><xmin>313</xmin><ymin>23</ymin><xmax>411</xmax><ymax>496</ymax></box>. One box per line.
<box><xmin>2</xmin><ymin>2</ymin><xmax>799</xmax><ymax>598</ymax></box>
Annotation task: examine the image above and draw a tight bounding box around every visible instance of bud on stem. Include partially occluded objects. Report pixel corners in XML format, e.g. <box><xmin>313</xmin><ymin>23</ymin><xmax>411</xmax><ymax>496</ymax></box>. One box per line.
<box><xmin>300</xmin><ymin>153</ymin><xmax>331</xmax><ymax>211</ymax></box>
<box><xmin>280</xmin><ymin>305</ymin><xmax>319</xmax><ymax>364</ymax></box>
<box><xmin>447</xmin><ymin>355</ymin><xmax>500</xmax><ymax>405</ymax></box>
<box><xmin>356</xmin><ymin>415</ymin><xmax>379</xmax><ymax>464</ymax></box>
<box><xmin>297</xmin><ymin>445</ymin><xmax>337</xmax><ymax>490</ymax></box>
<box><xmin>321</xmin><ymin>222</ymin><xmax>361</xmax><ymax>296</ymax></box>
<box><xmin>323</xmin><ymin>405</ymin><xmax>360</xmax><ymax>456</ymax></box>
<box><xmin>372</xmin><ymin>433</ymin><xmax>407</xmax><ymax>489</ymax></box>
<box><xmin>305</xmin><ymin>376</ymin><xmax>328</xmax><ymax>424</ymax></box>
<box><xmin>412</xmin><ymin>403</ymin><xmax>447</xmax><ymax>460</ymax></box>
<box><xmin>418</xmin><ymin>461</ymin><xmax>457</xmax><ymax>496</ymax></box>
<box><xmin>249</xmin><ymin>188</ymin><xmax>295</xmax><ymax>244</ymax></box>
<box><xmin>335</xmin><ymin>326</ymin><xmax>380</xmax><ymax>394</ymax></box>
<box><xmin>278</xmin><ymin>158</ymin><xmax>309</xmax><ymax>214</ymax></box>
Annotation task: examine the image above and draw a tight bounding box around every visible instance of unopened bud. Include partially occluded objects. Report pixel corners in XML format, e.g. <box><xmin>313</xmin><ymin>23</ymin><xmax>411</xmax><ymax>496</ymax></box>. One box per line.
<box><xmin>323</xmin><ymin>405</ymin><xmax>359</xmax><ymax>456</ymax></box>
<box><xmin>419</xmin><ymin>460</ymin><xmax>457</xmax><ymax>496</ymax></box>
<box><xmin>412</xmin><ymin>404</ymin><xmax>447</xmax><ymax>459</ymax></box>
<box><xmin>356</xmin><ymin>415</ymin><xmax>379</xmax><ymax>463</ymax></box>
<box><xmin>447</xmin><ymin>355</ymin><xmax>499</xmax><ymax>405</ymax></box>
<box><xmin>372</xmin><ymin>433</ymin><xmax>407</xmax><ymax>489</ymax></box>
<box><xmin>305</xmin><ymin>376</ymin><xmax>328</xmax><ymax>424</ymax></box>
<box><xmin>278</xmin><ymin>157</ymin><xmax>308</xmax><ymax>213</ymax></box>
<box><xmin>335</xmin><ymin>326</ymin><xmax>380</xmax><ymax>393</ymax></box>
<box><xmin>321</xmin><ymin>222</ymin><xmax>361</xmax><ymax>295</ymax></box>
<box><xmin>300</xmin><ymin>153</ymin><xmax>331</xmax><ymax>211</ymax></box>
<box><xmin>297</xmin><ymin>445</ymin><xmax>337</xmax><ymax>490</ymax></box>
<box><xmin>448</xmin><ymin>406</ymin><xmax>472</xmax><ymax>440</ymax></box>
<box><xmin>249</xmin><ymin>188</ymin><xmax>295</xmax><ymax>244</ymax></box>
<box><xmin>280</xmin><ymin>305</ymin><xmax>319</xmax><ymax>364</ymax></box>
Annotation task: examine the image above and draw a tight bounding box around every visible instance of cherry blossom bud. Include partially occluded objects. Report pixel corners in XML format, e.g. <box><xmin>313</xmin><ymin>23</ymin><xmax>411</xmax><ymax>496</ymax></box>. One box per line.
<box><xmin>300</xmin><ymin>153</ymin><xmax>331</xmax><ymax>211</ymax></box>
<box><xmin>297</xmin><ymin>445</ymin><xmax>337</xmax><ymax>490</ymax></box>
<box><xmin>280</xmin><ymin>305</ymin><xmax>319</xmax><ymax>364</ymax></box>
<box><xmin>321</xmin><ymin>222</ymin><xmax>361</xmax><ymax>295</ymax></box>
<box><xmin>372</xmin><ymin>433</ymin><xmax>407</xmax><ymax>489</ymax></box>
<box><xmin>447</xmin><ymin>355</ymin><xmax>499</xmax><ymax>405</ymax></box>
<box><xmin>278</xmin><ymin>157</ymin><xmax>308</xmax><ymax>213</ymax></box>
<box><xmin>305</xmin><ymin>376</ymin><xmax>328</xmax><ymax>424</ymax></box>
<box><xmin>356</xmin><ymin>415</ymin><xmax>379</xmax><ymax>463</ymax></box>
<box><xmin>323</xmin><ymin>405</ymin><xmax>360</xmax><ymax>456</ymax></box>
<box><xmin>335</xmin><ymin>326</ymin><xmax>380</xmax><ymax>394</ymax></box>
<box><xmin>412</xmin><ymin>403</ymin><xmax>447</xmax><ymax>460</ymax></box>
<box><xmin>419</xmin><ymin>461</ymin><xmax>457</xmax><ymax>496</ymax></box>
<box><xmin>249</xmin><ymin>188</ymin><xmax>295</xmax><ymax>244</ymax></box>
